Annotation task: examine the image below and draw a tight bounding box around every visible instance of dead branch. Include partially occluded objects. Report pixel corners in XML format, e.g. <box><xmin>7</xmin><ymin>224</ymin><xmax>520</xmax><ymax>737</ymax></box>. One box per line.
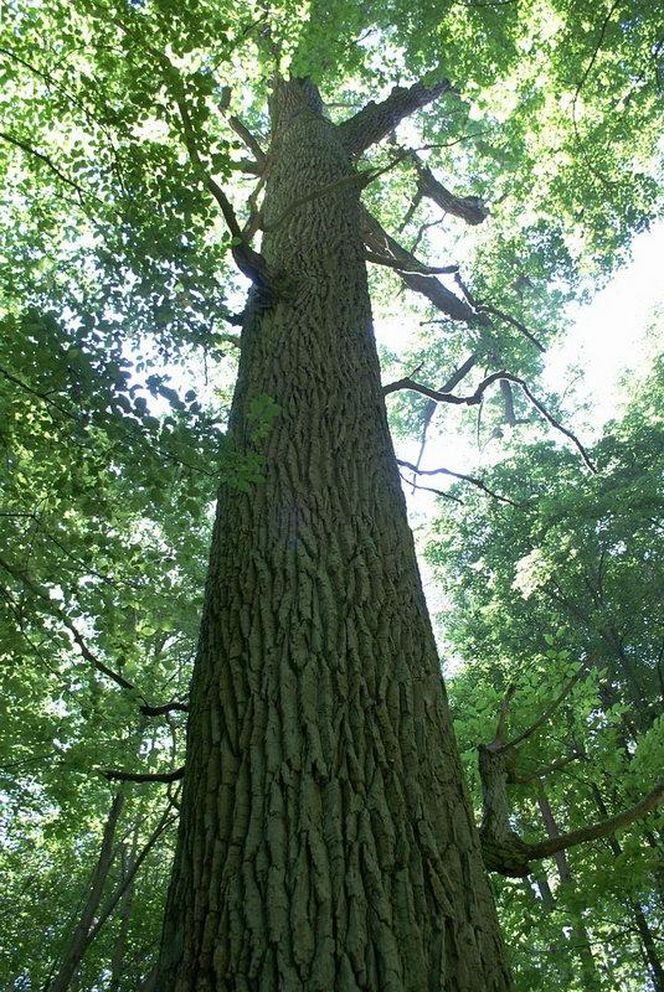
<box><xmin>383</xmin><ymin>370</ymin><xmax>596</xmax><ymax>472</ymax></box>
<box><xmin>362</xmin><ymin>208</ymin><xmax>480</xmax><ymax>323</ymax></box>
<box><xmin>411</xmin><ymin>354</ymin><xmax>478</xmax><ymax>472</ymax></box>
<box><xmin>407</xmin><ymin>150</ymin><xmax>488</xmax><ymax>225</ymax></box>
<box><xmin>398</xmin><ymin>472</ymin><xmax>464</xmax><ymax>504</ymax></box>
<box><xmin>103</xmin><ymin>767</ymin><xmax>185</xmax><ymax>783</ymax></box>
<box><xmin>455</xmin><ymin>274</ymin><xmax>546</xmax><ymax>353</ymax></box>
<box><xmin>364</xmin><ymin>250</ymin><xmax>458</xmax><ymax>276</ymax></box>
<box><xmin>396</xmin><ymin>459</ymin><xmax>522</xmax><ymax>507</ymax></box>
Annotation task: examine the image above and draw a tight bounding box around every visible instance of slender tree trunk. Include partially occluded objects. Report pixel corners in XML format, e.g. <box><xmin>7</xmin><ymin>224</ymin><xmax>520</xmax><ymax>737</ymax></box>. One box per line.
<box><xmin>537</xmin><ymin>788</ymin><xmax>603</xmax><ymax>992</ymax></box>
<box><xmin>589</xmin><ymin>784</ymin><xmax>664</xmax><ymax>992</ymax></box>
<box><xmin>155</xmin><ymin>78</ymin><xmax>511</xmax><ymax>992</ymax></box>
<box><xmin>109</xmin><ymin>833</ymin><xmax>138</xmax><ymax>992</ymax></box>
<box><xmin>47</xmin><ymin>790</ymin><xmax>124</xmax><ymax>992</ymax></box>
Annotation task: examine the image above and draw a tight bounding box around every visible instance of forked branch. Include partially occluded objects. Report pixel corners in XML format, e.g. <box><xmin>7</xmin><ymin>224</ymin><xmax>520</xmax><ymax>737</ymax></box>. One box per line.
<box><xmin>362</xmin><ymin>208</ymin><xmax>480</xmax><ymax>323</ymax></box>
<box><xmin>384</xmin><ymin>370</ymin><xmax>596</xmax><ymax>472</ymax></box>
<box><xmin>397</xmin><ymin>460</ymin><xmax>523</xmax><ymax>507</ymax></box>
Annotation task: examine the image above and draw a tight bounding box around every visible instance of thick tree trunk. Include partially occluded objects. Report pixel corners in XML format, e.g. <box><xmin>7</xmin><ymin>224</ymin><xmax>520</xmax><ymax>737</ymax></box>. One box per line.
<box><xmin>154</xmin><ymin>78</ymin><xmax>511</xmax><ymax>992</ymax></box>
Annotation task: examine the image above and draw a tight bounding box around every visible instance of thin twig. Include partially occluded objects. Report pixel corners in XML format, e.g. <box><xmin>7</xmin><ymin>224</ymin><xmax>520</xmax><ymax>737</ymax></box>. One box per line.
<box><xmin>397</xmin><ymin>459</ymin><xmax>522</xmax><ymax>507</ymax></box>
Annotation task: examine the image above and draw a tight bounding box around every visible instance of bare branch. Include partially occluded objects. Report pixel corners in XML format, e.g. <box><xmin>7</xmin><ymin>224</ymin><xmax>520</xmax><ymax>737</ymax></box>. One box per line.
<box><xmin>139</xmin><ymin>700</ymin><xmax>189</xmax><ymax>717</ymax></box>
<box><xmin>500</xmin><ymin>379</ymin><xmax>517</xmax><ymax>426</ymax></box>
<box><xmin>398</xmin><ymin>472</ymin><xmax>464</xmax><ymax>504</ymax></box>
<box><xmin>362</xmin><ymin>208</ymin><xmax>480</xmax><ymax>323</ymax></box>
<box><xmin>408</xmin><ymin>151</ymin><xmax>488</xmax><ymax>225</ymax></box>
<box><xmin>491</xmin><ymin>684</ymin><xmax>518</xmax><ymax>748</ymax></box>
<box><xmin>396</xmin><ymin>459</ymin><xmax>522</xmax><ymax>507</ymax></box>
<box><xmin>228</xmin><ymin>114</ymin><xmax>266</xmax><ymax>165</ymax></box>
<box><xmin>364</xmin><ymin>250</ymin><xmax>458</xmax><ymax>276</ymax></box>
<box><xmin>87</xmin><ymin>807</ymin><xmax>178</xmax><ymax>943</ymax></box>
<box><xmin>399</xmin><ymin>190</ymin><xmax>423</xmax><ymax>231</ymax></box>
<box><xmin>384</xmin><ymin>369</ymin><xmax>596</xmax><ymax>472</ymax></box>
<box><xmin>455</xmin><ymin>275</ymin><xmax>546</xmax><ymax>353</ymax></box>
<box><xmin>103</xmin><ymin>767</ymin><xmax>185</xmax><ymax>784</ymax></box>
<box><xmin>339</xmin><ymin>79</ymin><xmax>453</xmax><ymax>157</ymax></box>
<box><xmin>411</xmin><ymin>354</ymin><xmax>478</xmax><ymax>473</ymax></box>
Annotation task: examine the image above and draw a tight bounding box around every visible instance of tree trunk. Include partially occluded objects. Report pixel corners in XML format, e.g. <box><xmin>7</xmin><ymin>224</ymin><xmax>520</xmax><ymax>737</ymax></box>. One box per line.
<box><xmin>47</xmin><ymin>790</ymin><xmax>124</xmax><ymax>992</ymax></box>
<box><xmin>154</xmin><ymin>78</ymin><xmax>511</xmax><ymax>992</ymax></box>
<box><xmin>589</xmin><ymin>784</ymin><xmax>664</xmax><ymax>992</ymax></box>
<box><xmin>536</xmin><ymin>789</ymin><xmax>603</xmax><ymax>992</ymax></box>
<box><xmin>109</xmin><ymin>834</ymin><xmax>138</xmax><ymax>992</ymax></box>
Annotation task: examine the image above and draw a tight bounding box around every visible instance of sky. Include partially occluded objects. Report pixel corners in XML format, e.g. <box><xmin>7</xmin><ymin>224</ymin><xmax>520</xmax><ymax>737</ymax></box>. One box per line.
<box><xmin>543</xmin><ymin>220</ymin><xmax>664</xmax><ymax>431</ymax></box>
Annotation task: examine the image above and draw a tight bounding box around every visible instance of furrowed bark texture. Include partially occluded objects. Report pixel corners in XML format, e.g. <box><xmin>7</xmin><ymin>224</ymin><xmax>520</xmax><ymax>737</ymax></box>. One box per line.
<box><xmin>155</xmin><ymin>79</ymin><xmax>511</xmax><ymax>992</ymax></box>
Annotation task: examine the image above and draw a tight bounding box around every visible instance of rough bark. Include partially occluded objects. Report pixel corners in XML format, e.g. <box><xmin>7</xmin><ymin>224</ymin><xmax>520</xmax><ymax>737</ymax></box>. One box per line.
<box><xmin>154</xmin><ymin>78</ymin><xmax>512</xmax><ymax>992</ymax></box>
<box><xmin>477</xmin><ymin>745</ymin><xmax>530</xmax><ymax>877</ymax></box>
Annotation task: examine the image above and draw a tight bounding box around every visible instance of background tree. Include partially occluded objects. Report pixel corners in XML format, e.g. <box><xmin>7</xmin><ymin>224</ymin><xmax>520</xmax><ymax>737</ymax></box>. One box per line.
<box><xmin>425</xmin><ymin>335</ymin><xmax>664</xmax><ymax>990</ymax></box>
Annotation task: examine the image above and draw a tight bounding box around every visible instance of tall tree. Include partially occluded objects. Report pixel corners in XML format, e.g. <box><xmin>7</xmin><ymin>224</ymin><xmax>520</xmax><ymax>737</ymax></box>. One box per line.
<box><xmin>154</xmin><ymin>75</ymin><xmax>510</xmax><ymax>991</ymax></box>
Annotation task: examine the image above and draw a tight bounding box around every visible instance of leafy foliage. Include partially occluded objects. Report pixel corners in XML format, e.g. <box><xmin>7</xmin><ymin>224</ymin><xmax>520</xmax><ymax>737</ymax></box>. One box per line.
<box><xmin>0</xmin><ymin>0</ymin><xmax>662</xmax><ymax>988</ymax></box>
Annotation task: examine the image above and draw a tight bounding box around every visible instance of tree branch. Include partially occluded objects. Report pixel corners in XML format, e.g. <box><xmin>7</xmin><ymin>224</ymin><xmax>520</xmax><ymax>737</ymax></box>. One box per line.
<box><xmin>173</xmin><ymin>96</ymin><xmax>268</xmax><ymax>288</ymax></box>
<box><xmin>509</xmin><ymin>750</ymin><xmax>581</xmax><ymax>785</ymax></box>
<box><xmin>0</xmin><ymin>554</ymin><xmax>186</xmax><ymax>717</ymax></box>
<box><xmin>228</xmin><ymin>114</ymin><xmax>266</xmax><ymax>166</ymax></box>
<box><xmin>384</xmin><ymin>369</ymin><xmax>596</xmax><ymax>472</ymax></box>
<box><xmin>364</xmin><ymin>250</ymin><xmax>458</xmax><ymax>276</ymax></box>
<box><xmin>408</xmin><ymin>150</ymin><xmax>488</xmax><ymax>225</ymax></box>
<box><xmin>502</xmin><ymin>667</ymin><xmax>586</xmax><ymax>752</ymax></box>
<box><xmin>455</xmin><ymin>275</ymin><xmax>546</xmax><ymax>353</ymax></box>
<box><xmin>398</xmin><ymin>473</ymin><xmax>464</xmax><ymax>504</ymax></box>
<box><xmin>396</xmin><ymin>459</ymin><xmax>522</xmax><ymax>507</ymax></box>
<box><xmin>528</xmin><ymin>780</ymin><xmax>664</xmax><ymax>861</ymax></box>
<box><xmin>339</xmin><ymin>79</ymin><xmax>453</xmax><ymax>157</ymax></box>
<box><xmin>87</xmin><ymin>807</ymin><xmax>177</xmax><ymax>942</ymax></box>
<box><xmin>0</xmin><ymin>130</ymin><xmax>91</xmax><ymax>201</ymax></box>
<box><xmin>103</xmin><ymin>767</ymin><xmax>185</xmax><ymax>783</ymax></box>
<box><xmin>411</xmin><ymin>354</ymin><xmax>478</xmax><ymax>473</ymax></box>
<box><xmin>361</xmin><ymin>208</ymin><xmax>480</xmax><ymax>323</ymax></box>
<box><xmin>500</xmin><ymin>379</ymin><xmax>517</xmax><ymax>426</ymax></box>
